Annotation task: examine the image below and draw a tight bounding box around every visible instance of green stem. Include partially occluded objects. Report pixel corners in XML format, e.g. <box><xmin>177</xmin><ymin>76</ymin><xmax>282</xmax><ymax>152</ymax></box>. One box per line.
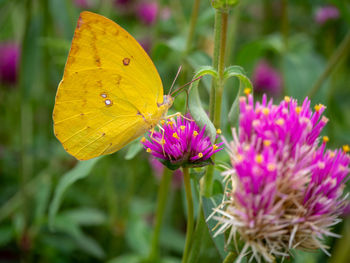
<box><xmin>281</xmin><ymin>0</ymin><xmax>288</xmax><ymax>51</ymax></box>
<box><xmin>205</xmin><ymin>10</ymin><xmax>229</xmax><ymax>197</ymax></box>
<box><xmin>223</xmin><ymin>252</ymin><xmax>237</xmax><ymax>263</ymax></box>
<box><xmin>185</xmin><ymin>0</ymin><xmax>201</xmax><ymax>54</ymax></box>
<box><xmin>147</xmin><ymin>168</ymin><xmax>173</xmax><ymax>262</ymax></box>
<box><xmin>182</xmin><ymin>168</ymin><xmax>194</xmax><ymax>263</ymax></box>
<box><xmin>308</xmin><ymin>31</ymin><xmax>350</xmax><ymax>98</ymax></box>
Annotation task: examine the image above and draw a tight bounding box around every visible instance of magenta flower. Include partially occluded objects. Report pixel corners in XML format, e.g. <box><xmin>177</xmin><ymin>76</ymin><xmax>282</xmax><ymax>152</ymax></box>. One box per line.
<box><xmin>0</xmin><ymin>42</ymin><xmax>20</xmax><ymax>85</ymax></box>
<box><xmin>74</xmin><ymin>0</ymin><xmax>92</xmax><ymax>9</ymax></box>
<box><xmin>212</xmin><ymin>94</ymin><xmax>350</xmax><ymax>262</ymax></box>
<box><xmin>252</xmin><ymin>60</ymin><xmax>282</xmax><ymax>97</ymax></box>
<box><xmin>315</xmin><ymin>5</ymin><xmax>340</xmax><ymax>25</ymax></box>
<box><xmin>137</xmin><ymin>2</ymin><xmax>158</xmax><ymax>25</ymax></box>
<box><xmin>141</xmin><ymin>115</ymin><xmax>223</xmax><ymax>170</ymax></box>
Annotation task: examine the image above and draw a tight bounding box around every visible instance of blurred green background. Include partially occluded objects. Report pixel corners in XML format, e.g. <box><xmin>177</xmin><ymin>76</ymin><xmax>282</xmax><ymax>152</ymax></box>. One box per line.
<box><xmin>0</xmin><ymin>0</ymin><xmax>350</xmax><ymax>262</ymax></box>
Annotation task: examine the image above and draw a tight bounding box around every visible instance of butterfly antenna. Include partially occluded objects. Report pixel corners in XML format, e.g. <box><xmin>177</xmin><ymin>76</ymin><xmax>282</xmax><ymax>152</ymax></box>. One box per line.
<box><xmin>168</xmin><ymin>65</ymin><xmax>183</xmax><ymax>95</ymax></box>
<box><xmin>170</xmin><ymin>76</ymin><xmax>202</xmax><ymax>97</ymax></box>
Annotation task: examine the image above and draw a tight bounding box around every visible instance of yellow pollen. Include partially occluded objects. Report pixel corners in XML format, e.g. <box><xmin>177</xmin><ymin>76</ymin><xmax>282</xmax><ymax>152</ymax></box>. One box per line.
<box><xmin>263</xmin><ymin>140</ymin><xmax>271</xmax><ymax>147</ymax></box>
<box><xmin>284</xmin><ymin>96</ymin><xmax>291</xmax><ymax>103</ymax></box>
<box><xmin>343</xmin><ymin>144</ymin><xmax>350</xmax><ymax>153</ymax></box>
<box><xmin>267</xmin><ymin>163</ymin><xmax>276</xmax><ymax>171</ymax></box>
<box><xmin>262</xmin><ymin>108</ymin><xmax>269</xmax><ymax>115</ymax></box>
<box><xmin>244</xmin><ymin>88</ymin><xmax>251</xmax><ymax>95</ymax></box>
<box><xmin>146</xmin><ymin>148</ymin><xmax>152</xmax><ymax>153</ymax></box>
<box><xmin>255</xmin><ymin>154</ymin><xmax>263</xmax><ymax>164</ymax></box>
<box><xmin>216</xmin><ymin>128</ymin><xmax>222</xmax><ymax>135</ymax></box>
<box><xmin>198</xmin><ymin>152</ymin><xmax>203</xmax><ymax>158</ymax></box>
<box><xmin>323</xmin><ymin>136</ymin><xmax>329</xmax><ymax>143</ymax></box>
<box><xmin>275</xmin><ymin>118</ymin><xmax>285</xmax><ymax>126</ymax></box>
<box><xmin>296</xmin><ymin>106</ymin><xmax>302</xmax><ymax>114</ymax></box>
<box><xmin>167</xmin><ymin>121</ymin><xmax>173</xmax><ymax>128</ymax></box>
<box><xmin>329</xmin><ymin>151</ymin><xmax>336</xmax><ymax>158</ymax></box>
<box><xmin>314</xmin><ymin>104</ymin><xmax>324</xmax><ymax>112</ymax></box>
<box><xmin>141</xmin><ymin>137</ymin><xmax>146</xmax><ymax>143</ymax></box>
<box><xmin>236</xmin><ymin>154</ymin><xmax>243</xmax><ymax>162</ymax></box>
<box><xmin>213</xmin><ymin>144</ymin><xmax>218</xmax><ymax>151</ymax></box>
<box><xmin>172</xmin><ymin>132</ymin><xmax>179</xmax><ymax>139</ymax></box>
<box><xmin>193</xmin><ymin>131</ymin><xmax>198</xmax><ymax>137</ymax></box>
<box><xmin>160</xmin><ymin>139</ymin><xmax>166</xmax><ymax>145</ymax></box>
<box><xmin>180</xmin><ymin>125</ymin><xmax>185</xmax><ymax>131</ymax></box>
<box><xmin>160</xmin><ymin>120</ymin><xmax>166</xmax><ymax>125</ymax></box>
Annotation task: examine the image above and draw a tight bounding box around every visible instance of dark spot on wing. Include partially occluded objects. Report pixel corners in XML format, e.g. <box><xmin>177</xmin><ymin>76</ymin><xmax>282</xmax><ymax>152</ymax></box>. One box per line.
<box><xmin>123</xmin><ymin>58</ymin><xmax>130</xmax><ymax>66</ymax></box>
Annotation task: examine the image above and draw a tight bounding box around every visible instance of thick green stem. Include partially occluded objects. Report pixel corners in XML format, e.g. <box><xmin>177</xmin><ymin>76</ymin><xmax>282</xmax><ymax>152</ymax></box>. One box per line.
<box><xmin>185</xmin><ymin>0</ymin><xmax>201</xmax><ymax>54</ymax></box>
<box><xmin>147</xmin><ymin>168</ymin><xmax>173</xmax><ymax>262</ymax></box>
<box><xmin>308</xmin><ymin>31</ymin><xmax>350</xmax><ymax>98</ymax></box>
<box><xmin>205</xmin><ymin>10</ymin><xmax>229</xmax><ymax>197</ymax></box>
<box><xmin>182</xmin><ymin>168</ymin><xmax>194</xmax><ymax>263</ymax></box>
<box><xmin>223</xmin><ymin>252</ymin><xmax>237</xmax><ymax>263</ymax></box>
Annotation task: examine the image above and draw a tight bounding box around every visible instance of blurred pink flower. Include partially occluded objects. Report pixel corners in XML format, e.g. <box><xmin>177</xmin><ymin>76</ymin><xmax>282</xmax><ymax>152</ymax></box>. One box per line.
<box><xmin>138</xmin><ymin>37</ymin><xmax>152</xmax><ymax>54</ymax></box>
<box><xmin>253</xmin><ymin>60</ymin><xmax>282</xmax><ymax>97</ymax></box>
<box><xmin>315</xmin><ymin>5</ymin><xmax>340</xmax><ymax>25</ymax></box>
<box><xmin>160</xmin><ymin>7</ymin><xmax>171</xmax><ymax>21</ymax></box>
<box><xmin>74</xmin><ymin>0</ymin><xmax>92</xmax><ymax>9</ymax></box>
<box><xmin>0</xmin><ymin>42</ymin><xmax>20</xmax><ymax>85</ymax></box>
<box><xmin>137</xmin><ymin>2</ymin><xmax>158</xmax><ymax>25</ymax></box>
<box><xmin>149</xmin><ymin>157</ymin><xmax>183</xmax><ymax>189</ymax></box>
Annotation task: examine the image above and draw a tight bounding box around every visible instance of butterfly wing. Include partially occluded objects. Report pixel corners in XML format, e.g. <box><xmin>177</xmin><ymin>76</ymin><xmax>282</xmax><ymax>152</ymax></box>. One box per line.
<box><xmin>53</xmin><ymin>11</ymin><xmax>164</xmax><ymax>160</ymax></box>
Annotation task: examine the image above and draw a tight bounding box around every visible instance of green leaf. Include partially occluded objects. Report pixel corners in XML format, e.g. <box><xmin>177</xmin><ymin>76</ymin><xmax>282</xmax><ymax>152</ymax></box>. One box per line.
<box><xmin>62</xmin><ymin>207</ymin><xmax>107</xmax><ymax>226</ymax></box>
<box><xmin>107</xmin><ymin>254</ymin><xmax>141</xmax><ymax>263</ymax></box>
<box><xmin>224</xmin><ymin>66</ymin><xmax>253</xmax><ymax>127</ymax></box>
<box><xmin>189</xmin><ymin>66</ymin><xmax>218</xmax><ymax>143</ymax></box>
<box><xmin>49</xmin><ymin>157</ymin><xmax>101</xmax><ymax>230</ymax></box>
<box><xmin>125</xmin><ymin>138</ymin><xmax>143</xmax><ymax>160</ymax></box>
<box><xmin>54</xmin><ymin>215</ymin><xmax>105</xmax><ymax>259</ymax></box>
<box><xmin>0</xmin><ymin>225</ymin><xmax>14</xmax><ymax>246</ymax></box>
<box><xmin>202</xmin><ymin>195</ymin><xmax>227</xmax><ymax>259</ymax></box>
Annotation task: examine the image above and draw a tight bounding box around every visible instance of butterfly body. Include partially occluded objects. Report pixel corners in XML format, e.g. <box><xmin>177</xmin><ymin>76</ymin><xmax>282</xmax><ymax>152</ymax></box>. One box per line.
<box><xmin>53</xmin><ymin>12</ymin><xmax>172</xmax><ymax>160</ymax></box>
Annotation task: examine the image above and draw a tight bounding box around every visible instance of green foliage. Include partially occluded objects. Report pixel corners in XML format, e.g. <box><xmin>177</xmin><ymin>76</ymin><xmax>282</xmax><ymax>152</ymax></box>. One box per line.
<box><xmin>0</xmin><ymin>0</ymin><xmax>350</xmax><ymax>262</ymax></box>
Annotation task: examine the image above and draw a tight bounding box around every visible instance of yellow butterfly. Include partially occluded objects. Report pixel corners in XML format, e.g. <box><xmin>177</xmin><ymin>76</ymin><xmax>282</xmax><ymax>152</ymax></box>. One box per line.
<box><xmin>53</xmin><ymin>11</ymin><xmax>173</xmax><ymax>160</ymax></box>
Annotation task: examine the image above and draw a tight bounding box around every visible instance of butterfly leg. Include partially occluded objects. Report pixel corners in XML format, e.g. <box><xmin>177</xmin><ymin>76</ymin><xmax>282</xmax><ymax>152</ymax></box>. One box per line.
<box><xmin>166</xmin><ymin>112</ymin><xmax>193</xmax><ymax>122</ymax></box>
<box><xmin>149</xmin><ymin>126</ymin><xmax>166</xmax><ymax>156</ymax></box>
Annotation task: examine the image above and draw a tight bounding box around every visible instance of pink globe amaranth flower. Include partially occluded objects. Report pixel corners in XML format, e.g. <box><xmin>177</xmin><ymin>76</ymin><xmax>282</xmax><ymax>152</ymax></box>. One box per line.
<box><xmin>212</xmin><ymin>94</ymin><xmax>350</xmax><ymax>262</ymax></box>
<box><xmin>141</xmin><ymin>115</ymin><xmax>223</xmax><ymax>170</ymax></box>
<box><xmin>74</xmin><ymin>0</ymin><xmax>92</xmax><ymax>9</ymax></box>
<box><xmin>315</xmin><ymin>5</ymin><xmax>340</xmax><ymax>25</ymax></box>
<box><xmin>252</xmin><ymin>60</ymin><xmax>282</xmax><ymax>97</ymax></box>
<box><xmin>0</xmin><ymin>42</ymin><xmax>20</xmax><ymax>85</ymax></box>
<box><xmin>137</xmin><ymin>1</ymin><xmax>158</xmax><ymax>25</ymax></box>
<box><xmin>149</xmin><ymin>157</ymin><xmax>183</xmax><ymax>189</ymax></box>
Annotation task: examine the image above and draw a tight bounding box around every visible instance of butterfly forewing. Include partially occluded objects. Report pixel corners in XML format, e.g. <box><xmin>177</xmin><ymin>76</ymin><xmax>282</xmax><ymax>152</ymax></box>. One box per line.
<box><xmin>53</xmin><ymin>11</ymin><xmax>164</xmax><ymax>160</ymax></box>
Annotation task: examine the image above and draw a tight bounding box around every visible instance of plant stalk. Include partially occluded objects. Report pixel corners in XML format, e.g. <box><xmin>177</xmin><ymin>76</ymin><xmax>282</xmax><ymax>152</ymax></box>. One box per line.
<box><xmin>205</xmin><ymin>10</ymin><xmax>229</xmax><ymax>196</ymax></box>
<box><xmin>147</xmin><ymin>168</ymin><xmax>173</xmax><ymax>261</ymax></box>
<box><xmin>182</xmin><ymin>167</ymin><xmax>194</xmax><ymax>263</ymax></box>
<box><xmin>185</xmin><ymin>0</ymin><xmax>201</xmax><ymax>55</ymax></box>
<box><xmin>308</xmin><ymin>31</ymin><xmax>350</xmax><ymax>98</ymax></box>
<box><xmin>223</xmin><ymin>252</ymin><xmax>237</xmax><ymax>263</ymax></box>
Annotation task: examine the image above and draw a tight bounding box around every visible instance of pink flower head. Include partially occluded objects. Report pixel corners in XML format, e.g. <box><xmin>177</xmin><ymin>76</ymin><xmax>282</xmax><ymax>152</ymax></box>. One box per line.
<box><xmin>252</xmin><ymin>60</ymin><xmax>282</xmax><ymax>96</ymax></box>
<box><xmin>0</xmin><ymin>42</ymin><xmax>20</xmax><ymax>85</ymax></box>
<box><xmin>141</xmin><ymin>115</ymin><xmax>223</xmax><ymax>170</ymax></box>
<box><xmin>315</xmin><ymin>5</ymin><xmax>340</xmax><ymax>25</ymax></box>
<box><xmin>213</xmin><ymin>94</ymin><xmax>350</xmax><ymax>262</ymax></box>
<box><xmin>137</xmin><ymin>2</ymin><xmax>158</xmax><ymax>25</ymax></box>
<box><xmin>74</xmin><ymin>0</ymin><xmax>92</xmax><ymax>9</ymax></box>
